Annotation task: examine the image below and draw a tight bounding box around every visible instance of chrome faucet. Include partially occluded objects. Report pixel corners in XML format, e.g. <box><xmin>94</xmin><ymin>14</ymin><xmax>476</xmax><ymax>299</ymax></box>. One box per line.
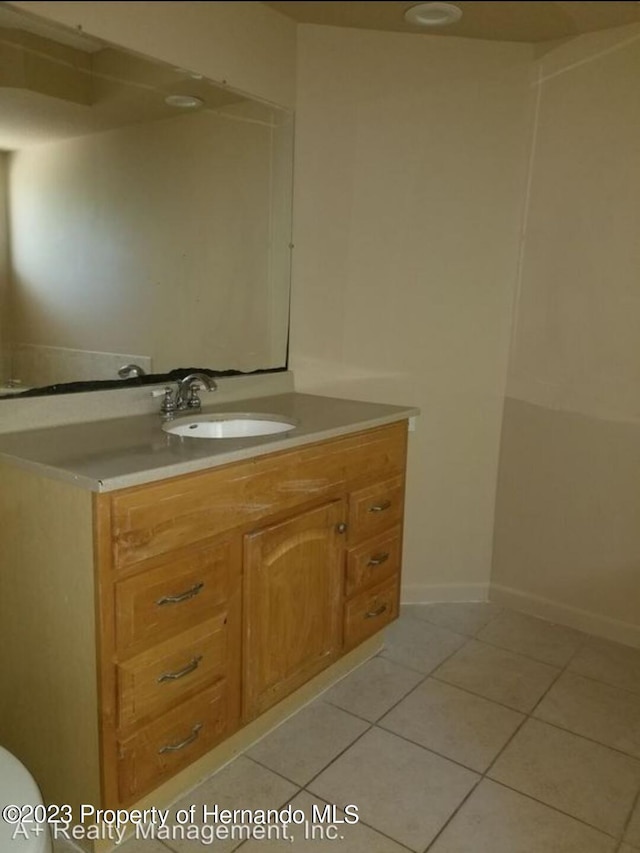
<box><xmin>176</xmin><ymin>373</ymin><xmax>217</xmax><ymax>410</ymax></box>
<box><xmin>158</xmin><ymin>373</ymin><xmax>217</xmax><ymax>419</ymax></box>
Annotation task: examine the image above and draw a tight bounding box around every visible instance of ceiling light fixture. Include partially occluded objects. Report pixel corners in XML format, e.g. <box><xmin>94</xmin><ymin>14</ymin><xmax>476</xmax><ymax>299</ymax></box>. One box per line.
<box><xmin>164</xmin><ymin>94</ymin><xmax>204</xmax><ymax>109</ymax></box>
<box><xmin>404</xmin><ymin>2</ymin><xmax>463</xmax><ymax>27</ymax></box>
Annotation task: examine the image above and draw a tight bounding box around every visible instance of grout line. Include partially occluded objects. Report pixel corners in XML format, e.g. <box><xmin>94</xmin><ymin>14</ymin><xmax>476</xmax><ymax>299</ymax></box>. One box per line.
<box><xmin>563</xmin><ymin>666</ymin><xmax>640</xmax><ymax>702</ymax></box>
<box><xmin>469</xmin><ymin>634</ymin><xmax>577</xmax><ymax>670</ymax></box>
<box><xmin>298</xmin><ymin>788</ymin><xmax>416</xmax><ymax>853</ymax></box>
<box><xmin>240</xmin><ymin>753</ymin><xmax>308</xmax><ymax>789</ymax></box>
<box><xmin>193</xmin><ymin>606</ymin><xmax>640</xmax><ymax>852</ymax></box>
<box><xmin>229</xmin><ymin>784</ymin><xmax>306</xmax><ymax>852</ymax></box>
<box><xmin>422</xmin><ymin>775</ymin><xmax>484</xmax><ymax>853</ymax></box>
<box><xmin>483</xmin><ymin>779</ymin><xmax>619</xmax><ymax>843</ymax></box>
<box><xmin>529</xmin><ymin>715</ymin><xmax>640</xmax><ymax>765</ymax></box>
<box><xmin>619</xmin><ymin>783</ymin><xmax>640</xmax><ymax>849</ymax></box>
<box><xmin>428</xmin><ymin>672</ymin><xmax>533</xmax><ymax>716</ymax></box>
<box><xmin>374</xmin><ymin>632</ymin><xmax>472</xmax><ymax>679</ymax></box>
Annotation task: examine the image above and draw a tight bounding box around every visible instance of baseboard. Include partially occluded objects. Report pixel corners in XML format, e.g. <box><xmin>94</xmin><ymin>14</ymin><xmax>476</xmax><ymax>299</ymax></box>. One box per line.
<box><xmin>401</xmin><ymin>582</ymin><xmax>490</xmax><ymax>604</ymax></box>
<box><xmin>490</xmin><ymin>584</ymin><xmax>640</xmax><ymax>649</ymax></box>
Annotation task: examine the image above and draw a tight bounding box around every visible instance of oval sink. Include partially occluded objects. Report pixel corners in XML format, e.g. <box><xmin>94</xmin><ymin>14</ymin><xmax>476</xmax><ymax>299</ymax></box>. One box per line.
<box><xmin>163</xmin><ymin>413</ymin><xmax>297</xmax><ymax>439</ymax></box>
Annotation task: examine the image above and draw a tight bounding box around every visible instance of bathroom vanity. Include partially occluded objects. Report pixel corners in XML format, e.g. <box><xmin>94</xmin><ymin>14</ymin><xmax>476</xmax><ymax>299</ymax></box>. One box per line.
<box><xmin>0</xmin><ymin>391</ymin><xmax>415</xmax><ymax>819</ymax></box>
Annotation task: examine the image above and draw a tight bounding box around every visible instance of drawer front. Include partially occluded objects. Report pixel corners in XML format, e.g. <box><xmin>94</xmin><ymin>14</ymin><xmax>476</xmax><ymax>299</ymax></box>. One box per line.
<box><xmin>348</xmin><ymin>476</ymin><xmax>404</xmax><ymax>544</ymax></box>
<box><xmin>117</xmin><ymin>616</ymin><xmax>228</xmax><ymax>729</ymax></box>
<box><xmin>117</xmin><ymin>682</ymin><xmax>229</xmax><ymax>805</ymax></box>
<box><xmin>344</xmin><ymin>576</ymin><xmax>400</xmax><ymax>651</ymax></box>
<box><xmin>115</xmin><ymin>539</ymin><xmax>236</xmax><ymax>653</ymax></box>
<box><xmin>111</xmin><ymin>422</ymin><xmax>407</xmax><ymax>569</ymax></box>
<box><xmin>345</xmin><ymin>527</ymin><xmax>402</xmax><ymax>598</ymax></box>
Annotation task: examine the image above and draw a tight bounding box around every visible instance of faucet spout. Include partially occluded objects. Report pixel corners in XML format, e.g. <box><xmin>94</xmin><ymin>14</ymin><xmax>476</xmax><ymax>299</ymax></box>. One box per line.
<box><xmin>176</xmin><ymin>372</ymin><xmax>218</xmax><ymax>410</ymax></box>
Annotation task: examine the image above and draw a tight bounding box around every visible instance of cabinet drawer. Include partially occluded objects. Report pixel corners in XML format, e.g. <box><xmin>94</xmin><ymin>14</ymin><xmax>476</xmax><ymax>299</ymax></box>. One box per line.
<box><xmin>114</xmin><ymin>539</ymin><xmax>235</xmax><ymax>653</ymax></box>
<box><xmin>117</xmin><ymin>616</ymin><xmax>228</xmax><ymax>729</ymax></box>
<box><xmin>348</xmin><ymin>476</ymin><xmax>404</xmax><ymax>544</ymax></box>
<box><xmin>343</xmin><ymin>576</ymin><xmax>399</xmax><ymax>651</ymax></box>
<box><xmin>345</xmin><ymin>527</ymin><xmax>402</xmax><ymax>598</ymax></box>
<box><xmin>117</xmin><ymin>681</ymin><xmax>229</xmax><ymax>805</ymax></box>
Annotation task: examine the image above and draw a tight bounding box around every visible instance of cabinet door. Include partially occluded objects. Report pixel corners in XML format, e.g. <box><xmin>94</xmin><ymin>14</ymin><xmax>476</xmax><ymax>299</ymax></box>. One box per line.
<box><xmin>243</xmin><ymin>500</ymin><xmax>346</xmax><ymax>719</ymax></box>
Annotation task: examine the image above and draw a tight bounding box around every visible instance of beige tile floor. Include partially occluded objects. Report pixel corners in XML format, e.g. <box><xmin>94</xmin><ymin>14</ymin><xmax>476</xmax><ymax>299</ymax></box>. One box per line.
<box><xmin>53</xmin><ymin>604</ymin><xmax>640</xmax><ymax>853</ymax></box>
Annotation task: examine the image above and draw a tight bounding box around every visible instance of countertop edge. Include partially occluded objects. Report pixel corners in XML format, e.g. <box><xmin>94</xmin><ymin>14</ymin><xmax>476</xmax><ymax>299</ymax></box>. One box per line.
<box><xmin>0</xmin><ymin>406</ymin><xmax>419</xmax><ymax>493</ymax></box>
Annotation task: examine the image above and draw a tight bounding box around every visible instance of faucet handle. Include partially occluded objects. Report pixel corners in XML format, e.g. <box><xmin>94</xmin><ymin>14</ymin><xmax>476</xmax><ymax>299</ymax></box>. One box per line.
<box><xmin>151</xmin><ymin>386</ymin><xmax>177</xmax><ymax>418</ymax></box>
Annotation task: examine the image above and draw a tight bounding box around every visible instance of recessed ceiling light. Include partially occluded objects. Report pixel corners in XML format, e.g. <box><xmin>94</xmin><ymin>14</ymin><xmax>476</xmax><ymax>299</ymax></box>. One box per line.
<box><xmin>404</xmin><ymin>2</ymin><xmax>463</xmax><ymax>27</ymax></box>
<box><xmin>164</xmin><ymin>94</ymin><xmax>204</xmax><ymax>109</ymax></box>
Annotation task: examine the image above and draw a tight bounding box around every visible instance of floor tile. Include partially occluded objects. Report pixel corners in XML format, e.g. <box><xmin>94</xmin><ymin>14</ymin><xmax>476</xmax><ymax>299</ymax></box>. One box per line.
<box><xmin>476</xmin><ymin>610</ymin><xmax>584</xmax><ymax>667</ymax></box>
<box><xmin>53</xmin><ymin>840</ymin><xmax>89</xmax><ymax>853</ymax></box>
<box><xmin>379</xmin><ymin>616</ymin><xmax>466</xmax><ymax>674</ymax></box>
<box><xmin>429</xmin><ymin>780</ymin><xmax>616</xmax><ymax>853</ymax></box>
<box><xmin>402</xmin><ymin>601</ymin><xmax>502</xmax><ymax>636</ymax></box>
<box><xmin>322</xmin><ymin>655</ymin><xmax>424</xmax><ymax>722</ymax></box>
<box><xmin>534</xmin><ymin>671</ymin><xmax>640</xmax><ymax>758</ymax></box>
<box><xmin>625</xmin><ymin>796</ymin><xmax>640</xmax><ymax>848</ymax></box>
<box><xmin>239</xmin><ymin>790</ymin><xmax>408</xmax><ymax>852</ymax></box>
<box><xmin>379</xmin><ymin>677</ymin><xmax>524</xmax><ymax>772</ymax></box>
<box><xmin>247</xmin><ymin>700</ymin><xmax>369</xmax><ymax>785</ymax></box>
<box><xmin>105</xmin><ymin>841</ymin><xmax>169</xmax><ymax>852</ymax></box>
<box><xmin>165</xmin><ymin>756</ymin><xmax>298</xmax><ymax>853</ymax></box>
<box><xmin>308</xmin><ymin>727</ymin><xmax>478</xmax><ymax>852</ymax></box>
<box><xmin>433</xmin><ymin>639</ymin><xmax>560</xmax><ymax>712</ymax></box>
<box><xmin>488</xmin><ymin>718</ymin><xmax>640</xmax><ymax>836</ymax></box>
<box><xmin>570</xmin><ymin>638</ymin><xmax>640</xmax><ymax>696</ymax></box>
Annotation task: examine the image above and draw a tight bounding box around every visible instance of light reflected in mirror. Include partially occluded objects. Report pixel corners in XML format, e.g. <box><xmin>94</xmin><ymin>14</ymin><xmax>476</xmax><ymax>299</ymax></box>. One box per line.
<box><xmin>0</xmin><ymin>5</ymin><xmax>293</xmax><ymax>398</ymax></box>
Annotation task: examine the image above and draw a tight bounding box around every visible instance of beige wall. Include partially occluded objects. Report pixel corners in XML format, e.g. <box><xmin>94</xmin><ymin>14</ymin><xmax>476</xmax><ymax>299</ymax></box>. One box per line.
<box><xmin>0</xmin><ymin>152</ymin><xmax>9</xmax><ymax>381</ymax></box>
<box><xmin>8</xmin><ymin>106</ymin><xmax>290</xmax><ymax>378</ymax></box>
<box><xmin>290</xmin><ymin>25</ymin><xmax>533</xmax><ymax>600</ymax></box>
<box><xmin>10</xmin><ymin>1</ymin><xmax>297</xmax><ymax>109</ymax></box>
<box><xmin>493</xmin><ymin>25</ymin><xmax>640</xmax><ymax>644</ymax></box>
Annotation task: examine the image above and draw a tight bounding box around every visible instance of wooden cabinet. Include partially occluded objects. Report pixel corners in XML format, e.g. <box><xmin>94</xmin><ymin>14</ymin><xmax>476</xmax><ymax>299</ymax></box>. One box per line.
<box><xmin>243</xmin><ymin>500</ymin><xmax>345</xmax><ymax>719</ymax></box>
<box><xmin>0</xmin><ymin>420</ymin><xmax>407</xmax><ymax>816</ymax></box>
<box><xmin>92</xmin><ymin>422</ymin><xmax>408</xmax><ymax>806</ymax></box>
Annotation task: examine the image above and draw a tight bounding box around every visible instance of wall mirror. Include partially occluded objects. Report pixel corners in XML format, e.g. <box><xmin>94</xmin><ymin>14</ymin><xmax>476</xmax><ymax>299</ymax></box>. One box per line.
<box><xmin>0</xmin><ymin>3</ymin><xmax>293</xmax><ymax>399</ymax></box>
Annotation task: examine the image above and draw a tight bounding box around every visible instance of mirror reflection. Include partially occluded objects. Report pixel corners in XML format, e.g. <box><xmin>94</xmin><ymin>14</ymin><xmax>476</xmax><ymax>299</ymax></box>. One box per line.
<box><xmin>0</xmin><ymin>5</ymin><xmax>293</xmax><ymax>398</ymax></box>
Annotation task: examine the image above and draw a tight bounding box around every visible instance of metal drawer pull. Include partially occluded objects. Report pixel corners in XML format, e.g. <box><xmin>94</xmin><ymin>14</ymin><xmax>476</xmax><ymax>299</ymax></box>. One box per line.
<box><xmin>365</xmin><ymin>603</ymin><xmax>388</xmax><ymax>619</ymax></box>
<box><xmin>158</xmin><ymin>723</ymin><xmax>202</xmax><ymax>755</ymax></box>
<box><xmin>368</xmin><ymin>500</ymin><xmax>391</xmax><ymax>513</ymax></box>
<box><xmin>367</xmin><ymin>552</ymin><xmax>390</xmax><ymax>567</ymax></box>
<box><xmin>156</xmin><ymin>582</ymin><xmax>204</xmax><ymax>606</ymax></box>
<box><xmin>157</xmin><ymin>655</ymin><xmax>203</xmax><ymax>683</ymax></box>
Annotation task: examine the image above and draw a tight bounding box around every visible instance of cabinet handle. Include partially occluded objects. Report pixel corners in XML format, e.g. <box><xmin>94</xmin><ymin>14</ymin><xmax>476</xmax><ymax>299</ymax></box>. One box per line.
<box><xmin>367</xmin><ymin>552</ymin><xmax>390</xmax><ymax>567</ymax></box>
<box><xmin>157</xmin><ymin>655</ymin><xmax>203</xmax><ymax>684</ymax></box>
<box><xmin>158</xmin><ymin>722</ymin><xmax>202</xmax><ymax>755</ymax></box>
<box><xmin>336</xmin><ymin>522</ymin><xmax>348</xmax><ymax>535</ymax></box>
<box><xmin>368</xmin><ymin>500</ymin><xmax>391</xmax><ymax>513</ymax></box>
<box><xmin>156</xmin><ymin>582</ymin><xmax>204</xmax><ymax>606</ymax></box>
<box><xmin>365</xmin><ymin>603</ymin><xmax>388</xmax><ymax>619</ymax></box>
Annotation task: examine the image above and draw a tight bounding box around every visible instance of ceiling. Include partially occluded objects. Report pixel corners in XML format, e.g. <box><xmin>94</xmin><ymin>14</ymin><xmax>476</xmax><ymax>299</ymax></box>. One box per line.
<box><xmin>263</xmin><ymin>1</ymin><xmax>640</xmax><ymax>43</ymax></box>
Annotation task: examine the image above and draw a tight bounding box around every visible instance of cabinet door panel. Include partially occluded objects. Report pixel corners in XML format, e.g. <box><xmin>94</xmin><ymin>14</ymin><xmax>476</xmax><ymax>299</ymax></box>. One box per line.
<box><xmin>243</xmin><ymin>500</ymin><xmax>345</xmax><ymax>719</ymax></box>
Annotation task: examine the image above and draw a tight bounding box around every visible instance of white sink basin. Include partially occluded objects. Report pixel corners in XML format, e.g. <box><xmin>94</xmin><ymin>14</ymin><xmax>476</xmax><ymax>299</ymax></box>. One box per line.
<box><xmin>163</xmin><ymin>413</ymin><xmax>297</xmax><ymax>439</ymax></box>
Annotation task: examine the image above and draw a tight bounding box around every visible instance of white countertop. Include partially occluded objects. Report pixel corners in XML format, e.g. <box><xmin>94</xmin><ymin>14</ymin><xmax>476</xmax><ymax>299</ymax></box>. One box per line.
<box><xmin>0</xmin><ymin>393</ymin><xmax>418</xmax><ymax>492</ymax></box>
